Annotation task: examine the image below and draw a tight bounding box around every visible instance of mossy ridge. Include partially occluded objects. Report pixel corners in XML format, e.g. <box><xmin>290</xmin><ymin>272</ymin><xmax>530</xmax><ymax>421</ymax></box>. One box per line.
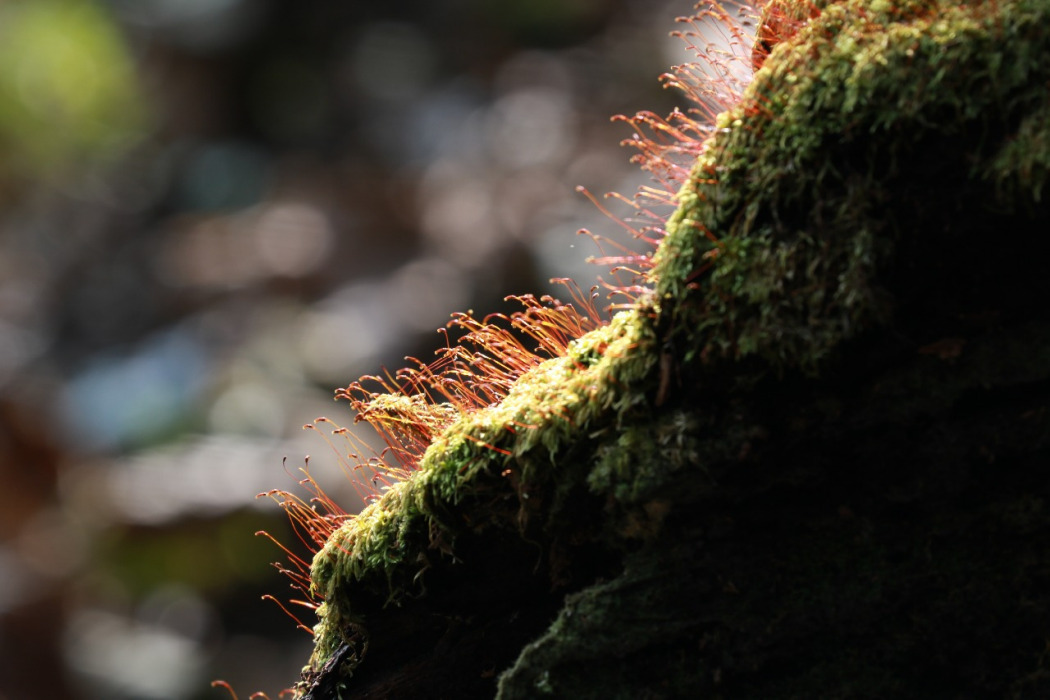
<box><xmin>655</xmin><ymin>0</ymin><xmax>1050</xmax><ymax>372</ymax></box>
<box><xmin>299</xmin><ymin>0</ymin><xmax>1050</xmax><ymax>693</ymax></box>
<box><xmin>306</xmin><ymin>307</ymin><xmax>662</xmax><ymax>674</ymax></box>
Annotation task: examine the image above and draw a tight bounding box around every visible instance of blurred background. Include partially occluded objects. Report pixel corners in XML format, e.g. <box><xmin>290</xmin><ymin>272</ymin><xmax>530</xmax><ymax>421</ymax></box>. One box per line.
<box><xmin>0</xmin><ymin>0</ymin><xmax>730</xmax><ymax>697</ymax></box>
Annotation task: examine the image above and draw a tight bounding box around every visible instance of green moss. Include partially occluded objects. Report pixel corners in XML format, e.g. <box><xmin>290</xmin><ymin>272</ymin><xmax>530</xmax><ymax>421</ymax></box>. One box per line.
<box><xmin>654</xmin><ymin>0</ymin><xmax>1050</xmax><ymax>371</ymax></box>
<box><xmin>988</xmin><ymin>98</ymin><xmax>1050</xmax><ymax>203</ymax></box>
<box><xmin>496</xmin><ymin>536</ymin><xmax>713</xmax><ymax>699</ymax></box>
<box><xmin>296</xmin><ymin>0</ymin><xmax>1050</xmax><ymax>694</ymax></box>
<box><xmin>305</xmin><ymin>309</ymin><xmax>661</xmax><ymax>674</ymax></box>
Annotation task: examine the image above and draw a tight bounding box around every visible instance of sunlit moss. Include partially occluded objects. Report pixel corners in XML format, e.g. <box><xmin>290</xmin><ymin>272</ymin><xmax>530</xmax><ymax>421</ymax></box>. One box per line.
<box><xmin>291</xmin><ymin>0</ymin><xmax>1050</xmax><ymax>693</ymax></box>
<box><xmin>305</xmin><ymin>308</ymin><xmax>660</xmax><ymax>671</ymax></box>
<box><xmin>654</xmin><ymin>0</ymin><xmax>1050</xmax><ymax>372</ymax></box>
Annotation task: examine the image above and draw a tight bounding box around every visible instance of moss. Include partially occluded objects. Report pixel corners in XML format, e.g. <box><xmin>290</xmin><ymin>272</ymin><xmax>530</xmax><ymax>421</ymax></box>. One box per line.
<box><xmin>988</xmin><ymin>97</ymin><xmax>1050</xmax><ymax>203</ymax></box>
<box><xmin>496</xmin><ymin>533</ymin><xmax>714</xmax><ymax>700</ymax></box>
<box><xmin>654</xmin><ymin>0</ymin><xmax>1050</xmax><ymax>372</ymax></box>
<box><xmin>305</xmin><ymin>308</ymin><xmax>661</xmax><ymax>675</ymax></box>
<box><xmin>295</xmin><ymin>0</ymin><xmax>1050</xmax><ymax>695</ymax></box>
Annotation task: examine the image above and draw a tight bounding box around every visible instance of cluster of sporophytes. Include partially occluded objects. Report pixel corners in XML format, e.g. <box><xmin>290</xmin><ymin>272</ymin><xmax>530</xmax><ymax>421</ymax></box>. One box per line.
<box><xmin>218</xmin><ymin>0</ymin><xmax>1050</xmax><ymax>695</ymax></box>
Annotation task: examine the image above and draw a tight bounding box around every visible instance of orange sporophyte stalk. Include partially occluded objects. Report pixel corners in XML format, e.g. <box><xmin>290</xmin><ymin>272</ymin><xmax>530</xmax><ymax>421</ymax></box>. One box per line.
<box><xmin>750</xmin><ymin>0</ymin><xmax>823</xmax><ymax>70</ymax></box>
<box><xmin>211</xmin><ymin>679</ymin><xmax>297</xmax><ymax>700</ymax></box>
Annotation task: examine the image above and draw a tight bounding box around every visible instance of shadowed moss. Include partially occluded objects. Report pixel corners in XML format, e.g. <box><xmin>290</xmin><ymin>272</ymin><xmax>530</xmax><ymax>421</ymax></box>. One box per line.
<box><xmin>297</xmin><ymin>0</ymin><xmax>1050</xmax><ymax>696</ymax></box>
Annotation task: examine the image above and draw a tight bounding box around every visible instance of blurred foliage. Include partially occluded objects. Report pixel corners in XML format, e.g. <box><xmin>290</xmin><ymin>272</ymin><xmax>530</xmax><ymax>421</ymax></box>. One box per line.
<box><xmin>99</xmin><ymin>510</ymin><xmax>291</xmax><ymax>596</ymax></box>
<box><xmin>472</xmin><ymin>0</ymin><xmax>610</xmax><ymax>44</ymax></box>
<box><xmin>0</xmin><ymin>0</ymin><xmax>149</xmax><ymax>183</ymax></box>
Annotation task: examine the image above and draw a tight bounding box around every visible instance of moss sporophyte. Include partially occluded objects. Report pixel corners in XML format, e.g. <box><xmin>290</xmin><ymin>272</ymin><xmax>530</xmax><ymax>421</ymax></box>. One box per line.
<box><xmin>214</xmin><ymin>0</ymin><xmax>1050</xmax><ymax>696</ymax></box>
